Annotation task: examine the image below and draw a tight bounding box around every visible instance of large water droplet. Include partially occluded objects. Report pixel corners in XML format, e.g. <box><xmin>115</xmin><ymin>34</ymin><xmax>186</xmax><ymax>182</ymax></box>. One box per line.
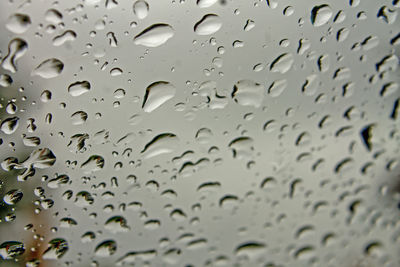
<box><xmin>104</xmin><ymin>216</ymin><xmax>130</xmax><ymax>233</ymax></box>
<box><xmin>133</xmin><ymin>0</ymin><xmax>149</xmax><ymax>19</ymax></box>
<box><xmin>45</xmin><ymin>9</ymin><xmax>63</xmax><ymax>24</ymax></box>
<box><xmin>95</xmin><ymin>240</ymin><xmax>117</xmax><ymax>257</ymax></box>
<box><xmin>42</xmin><ymin>239</ymin><xmax>69</xmax><ymax>259</ymax></box>
<box><xmin>6</xmin><ymin>13</ymin><xmax>31</xmax><ymax>34</ymax></box>
<box><xmin>270</xmin><ymin>53</ymin><xmax>294</xmax><ymax>74</ymax></box>
<box><xmin>194</xmin><ymin>14</ymin><xmax>222</xmax><ymax>35</ymax></box>
<box><xmin>234</xmin><ymin>242</ymin><xmax>266</xmax><ymax>258</ymax></box>
<box><xmin>1</xmin><ymin>117</ymin><xmax>19</xmax><ymax>134</ymax></box>
<box><xmin>0</xmin><ymin>241</ymin><xmax>25</xmax><ymax>259</ymax></box>
<box><xmin>141</xmin><ymin>133</ymin><xmax>179</xmax><ymax>159</ymax></box>
<box><xmin>196</xmin><ymin>0</ymin><xmax>217</xmax><ymax>8</ymax></box>
<box><xmin>1</xmin><ymin>38</ymin><xmax>28</xmax><ymax>73</ymax></box>
<box><xmin>81</xmin><ymin>155</ymin><xmax>105</xmax><ymax>172</ymax></box>
<box><xmin>133</xmin><ymin>24</ymin><xmax>174</xmax><ymax>47</ymax></box>
<box><xmin>3</xmin><ymin>189</ymin><xmax>23</xmax><ymax>205</ymax></box>
<box><xmin>32</xmin><ymin>58</ymin><xmax>64</xmax><ymax>79</ymax></box>
<box><xmin>52</xmin><ymin>30</ymin><xmax>77</xmax><ymax>46</ymax></box>
<box><xmin>142</xmin><ymin>81</ymin><xmax>176</xmax><ymax>112</ymax></box>
<box><xmin>68</xmin><ymin>81</ymin><xmax>91</xmax><ymax>97</ymax></box>
<box><xmin>231</xmin><ymin>80</ymin><xmax>264</xmax><ymax>108</ymax></box>
<box><xmin>268</xmin><ymin>79</ymin><xmax>287</xmax><ymax>97</ymax></box>
<box><xmin>311</xmin><ymin>5</ymin><xmax>333</xmax><ymax>27</ymax></box>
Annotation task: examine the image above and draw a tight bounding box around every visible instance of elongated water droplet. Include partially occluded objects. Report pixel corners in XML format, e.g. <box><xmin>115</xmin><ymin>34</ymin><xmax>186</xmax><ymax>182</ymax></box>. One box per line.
<box><xmin>270</xmin><ymin>53</ymin><xmax>294</xmax><ymax>74</ymax></box>
<box><xmin>133</xmin><ymin>24</ymin><xmax>174</xmax><ymax>47</ymax></box>
<box><xmin>235</xmin><ymin>242</ymin><xmax>266</xmax><ymax>258</ymax></box>
<box><xmin>196</xmin><ymin>0</ymin><xmax>217</xmax><ymax>8</ymax></box>
<box><xmin>2</xmin><ymin>38</ymin><xmax>28</xmax><ymax>73</ymax></box>
<box><xmin>141</xmin><ymin>133</ymin><xmax>179</xmax><ymax>159</ymax></box>
<box><xmin>68</xmin><ymin>81</ymin><xmax>91</xmax><ymax>97</ymax></box>
<box><xmin>268</xmin><ymin>79</ymin><xmax>287</xmax><ymax>97</ymax></box>
<box><xmin>52</xmin><ymin>30</ymin><xmax>76</xmax><ymax>46</ymax></box>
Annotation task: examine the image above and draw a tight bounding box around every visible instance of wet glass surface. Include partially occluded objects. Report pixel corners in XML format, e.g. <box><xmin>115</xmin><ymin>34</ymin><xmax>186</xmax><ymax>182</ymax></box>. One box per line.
<box><xmin>0</xmin><ymin>0</ymin><xmax>399</xmax><ymax>266</ymax></box>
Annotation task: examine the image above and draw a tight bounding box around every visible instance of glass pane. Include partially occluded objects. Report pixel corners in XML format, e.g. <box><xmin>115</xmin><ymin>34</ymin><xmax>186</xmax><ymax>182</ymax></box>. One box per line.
<box><xmin>0</xmin><ymin>0</ymin><xmax>399</xmax><ymax>266</ymax></box>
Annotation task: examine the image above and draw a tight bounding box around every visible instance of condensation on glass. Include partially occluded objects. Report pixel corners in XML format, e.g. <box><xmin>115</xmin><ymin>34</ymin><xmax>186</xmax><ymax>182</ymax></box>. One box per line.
<box><xmin>0</xmin><ymin>0</ymin><xmax>399</xmax><ymax>266</ymax></box>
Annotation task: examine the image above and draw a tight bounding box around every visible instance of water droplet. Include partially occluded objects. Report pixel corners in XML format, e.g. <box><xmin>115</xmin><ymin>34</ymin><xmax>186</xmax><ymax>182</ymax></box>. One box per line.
<box><xmin>142</xmin><ymin>81</ymin><xmax>176</xmax><ymax>112</ymax></box>
<box><xmin>244</xmin><ymin>19</ymin><xmax>255</xmax><ymax>31</ymax></box>
<box><xmin>3</xmin><ymin>189</ymin><xmax>23</xmax><ymax>205</ymax></box>
<box><xmin>117</xmin><ymin>250</ymin><xmax>157</xmax><ymax>265</ymax></box>
<box><xmin>52</xmin><ymin>30</ymin><xmax>77</xmax><ymax>46</ymax></box>
<box><xmin>1</xmin><ymin>117</ymin><xmax>19</xmax><ymax>134</ymax></box>
<box><xmin>294</xmin><ymin>246</ymin><xmax>315</xmax><ymax>260</ymax></box>
<box><xmin>234</xmin><ymin>242</ymin><xmax>266</xmax><ymax>258</ymax></box>
<box><xmin>141</xmin><ymin>133</ymin><xmax>179</xmax><ymax>158</ymax></box>
<box><xmin>81</xmin><ymin>232</ymin><xmax>96</xmax><ymax>243</ymax></box>
<box><xmin>45</xmin><ymin>9</ymin><xmax>63</xmax><ymax>24</ymax></box>
<box><xmin>270</xmin><ymin>53</ymin><xmax>294</xmax><ymax>74</ymax></box>
<box><xmin>71</xmin><ymin>111</ymin><xmax>88</xmax><ymax>125</ymax></box>
<box><xmin>194</xmin><ymin>14</ymin><xmax>222</xmax><ymax>35</ymax></box>
<box><xmin>47</xmin><ymin>174</ymin><xmax>69</xmax><ymax>188</ymax></box>
<box><xmin>0</xmin><ymin>241</ymin><xmax>25</xmax><ymax>259</ymax></box>
<box><xmin>75</xmin><ymin>191</ymin><xmax>94</xmax><ymax>207</ymax></box>
<box><xmin>0</xmin><ymin>74</ymin><xmax>13</xmax><ymax>87</ymax></box>
<box><xmin>268</xmin><ymin>79</ymin><xmax>287</xmax><ymax>97</ymax></box>
<box><xmin>336</xmin><ymin>27</ymin><xmax>350</xmax><ymax>42</ymax></box>
<box><xmin>43</xmin><ymin>238</ymin><xmax>68</xmax><ymax>259</ymax></box>
<box><xmin>196</xmin><ymin>0</ymin><xmax>217</xmax><ymax>8</ymax></box>
<box><xmin>1</xmin><ymin>38</ymin><xmax>28</xmax><ymax>73</ymax></box>
<box><xmin>22</xmin><ymin>136</ymin><xmax>41</xmax><ymax>147</ymax></box>
<box><xmin>133</xmin><ymin>24</ymin><xmax>174</xmax><ymax>47</ymax></box>
<box><xmin>377</xmin><ymin>6</ymin><xmax>397</xmax><ymax>24</ymax></box>
<box><xmin>81</xmin><ymin>155</ymin><xmax>105</xmax><ymax>172</ymax></box>
<box><xmin>68</xmin><ymin>81</ymin><xmax>91</xmax><ymax>97</ymax></box>
<box><xmin>229</xmin><ymin>137</ymin><xmax>254</xmax><ymax>159</ymax></box>
<box><xmin>32</xmin><ymin>58</ymin><xmax>64</xmax><ymax>79</ymax></box>
<box><xmin>95</xmin><ymin>240</ymin><xmax>117</xmax><ymax>257</ymax></box>
<box><xmin>110</xmin><ymin>67</ymin><xmax>123</xmax><ymax>76</ymax></box>
<box><xmin>170</xmin><ymin>208</ymin><xmax>187</xmax><ymax>221</ymax></box>
<box><xmin>311</xmin><ymin>4</ymin><xmax>333</xmax><ymax>27</ymax></box>
<box><xmin>6</xmin><ymin>13</ymin><xmax>31</xmax><ymax>34</ymax></box>
<box><xmin>104</xmin><ymin>216</ymin><xmax>130</xmax><ymax>233</ymax></box>
<box><xmin>231</xmin><ymin>80</ymin><xmax>264</xmax><ymax>108</ymax></box>
<box><xmin>133</xmin><ymin>0</ymin><xmax>149</xmax><ymax>19</ymax></box>
<box><xmin>302</xmin><ymin>74</ymin><xmax>319</xmax><ymax>96</ymax></box>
